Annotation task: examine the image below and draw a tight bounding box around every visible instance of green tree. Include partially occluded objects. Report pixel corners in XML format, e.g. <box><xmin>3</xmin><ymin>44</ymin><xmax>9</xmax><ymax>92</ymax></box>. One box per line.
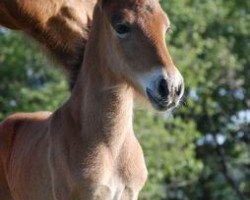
<box><xmin>0</xmin><ymin>30</ymin><xmax>68</xmax><ymax>120</ymax></box>
<box><xmin>159</xmin><ymin>0</ymin><xmax>250</xmax><ymax>199</ymax></box>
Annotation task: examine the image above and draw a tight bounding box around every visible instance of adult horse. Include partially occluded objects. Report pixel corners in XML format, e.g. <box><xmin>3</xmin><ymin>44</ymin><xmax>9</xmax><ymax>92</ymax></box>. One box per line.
<box><xmin>0</xmin><ymin>0</ymin><xmax>97</xmax><ymax>89</ymax></box>
<box><xmin>0</xmin><ymin>0</ymin><xmax>184</xmax><ymax>199</ymax></box>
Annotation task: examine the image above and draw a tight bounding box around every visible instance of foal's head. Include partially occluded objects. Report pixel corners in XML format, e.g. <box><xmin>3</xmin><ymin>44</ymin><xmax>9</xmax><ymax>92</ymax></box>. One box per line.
<box><xmin>97</xmin><ymin>0</ymin><xmax>184</xmax><ymax>111</ymax></box>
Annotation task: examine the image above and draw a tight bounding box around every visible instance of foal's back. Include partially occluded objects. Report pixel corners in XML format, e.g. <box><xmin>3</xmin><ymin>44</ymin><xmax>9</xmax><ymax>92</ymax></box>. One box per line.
<box><xmin>0</xmin><ymin>112</ymin><xmax>53</xmax><ymax>200</ymax></box>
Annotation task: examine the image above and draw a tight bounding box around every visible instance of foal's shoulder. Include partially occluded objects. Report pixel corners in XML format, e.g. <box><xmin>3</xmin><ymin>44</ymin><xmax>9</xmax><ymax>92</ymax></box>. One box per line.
<box><xmin>0</xmin><ymin>112</ymin><xmax>52</xmax><ymax>128</ymax></box>
<box><xmin>0</xmin><ymin>112</ymin><xmax>52</xmax><ymax>148</ymax></box>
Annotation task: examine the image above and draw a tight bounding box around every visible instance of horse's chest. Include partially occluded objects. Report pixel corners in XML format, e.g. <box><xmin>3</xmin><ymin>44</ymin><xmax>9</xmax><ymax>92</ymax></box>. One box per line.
<box><xmin>95</xmin><ymin>175</ymin><xmax>125</xmax><ymax>199</ymax></box>
<box><xmin>109</xmin><ymin>174</ymin><xmax>125</xmax><ymax>199</ymax></box>
<box><xmin>72</xmin><ymin>139</ymin><xmax>147</xmax><ymax>199</ymax></box>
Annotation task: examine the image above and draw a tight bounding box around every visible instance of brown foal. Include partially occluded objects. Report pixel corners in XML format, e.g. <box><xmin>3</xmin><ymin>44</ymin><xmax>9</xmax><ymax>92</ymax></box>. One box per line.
<box><xmin>0</xmin><ymin>0</ymin><xmax>184</xmax><ymax>199</ymax></box>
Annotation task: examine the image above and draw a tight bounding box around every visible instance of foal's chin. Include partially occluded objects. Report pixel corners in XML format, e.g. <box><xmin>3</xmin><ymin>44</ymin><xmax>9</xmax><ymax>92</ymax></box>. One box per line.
<box><xmin>148</xmin><ymin>99</ymin><xmax>178</xmax><ymax>113</ymax></box>
<box><xmin>133</xmin><ymin>90</ymin><xmax>177</xmax><ymax>114</ymax></box>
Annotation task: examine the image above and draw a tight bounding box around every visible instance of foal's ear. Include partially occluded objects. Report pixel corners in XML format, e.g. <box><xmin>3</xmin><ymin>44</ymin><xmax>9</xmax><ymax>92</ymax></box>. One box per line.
<box><xmin>98</xmin><ymin>0</ymin><xmax>115</xmax><ymax>9</ymax></box>
<box><xmin>98</xmin><ymin>0</ymin><xmax>111</xmax><ymax>8</ymax></box>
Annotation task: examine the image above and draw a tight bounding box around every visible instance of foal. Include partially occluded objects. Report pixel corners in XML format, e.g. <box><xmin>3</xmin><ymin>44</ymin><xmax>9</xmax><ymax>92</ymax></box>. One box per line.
<box><xmin>0</xmin><ymin>0</ymin><xmax>184</xmax><ymax>199</ymax></box>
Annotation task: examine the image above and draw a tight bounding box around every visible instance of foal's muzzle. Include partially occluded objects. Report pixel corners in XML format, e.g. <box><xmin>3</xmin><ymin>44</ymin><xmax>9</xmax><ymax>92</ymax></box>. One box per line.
<box><xmin>146</xmin><ymin>77</ymin><xmax>184</xmax><ymax>111</ymax></box>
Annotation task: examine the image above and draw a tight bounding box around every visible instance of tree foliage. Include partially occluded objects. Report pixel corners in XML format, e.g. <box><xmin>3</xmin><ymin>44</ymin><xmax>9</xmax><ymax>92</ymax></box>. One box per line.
<box><xmin>0</xmin><ymin>30</ymin><xmax>68</xmax><ymax>120</ymax></box>
<box><xmin>0</xmin><ymin>0</ymin><xmax>249</xmax><ymax>199</ymax></box>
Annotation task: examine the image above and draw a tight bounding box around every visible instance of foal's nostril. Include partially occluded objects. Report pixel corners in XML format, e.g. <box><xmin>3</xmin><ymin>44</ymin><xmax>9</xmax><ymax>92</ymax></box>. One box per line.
<box><xmin>158</xmin><ymin>78</ymin><xmax>169</xmax><ymax>99</ymax></box>
<box><xmin>176</xmin><ymin>84</ymin><xmax>184</xmax><ymax>97</ymax></box>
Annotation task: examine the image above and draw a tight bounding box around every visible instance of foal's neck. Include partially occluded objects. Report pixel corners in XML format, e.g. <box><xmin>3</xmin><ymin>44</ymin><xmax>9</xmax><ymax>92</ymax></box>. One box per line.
<box><xmin>68</xmin><ymin>13</ymin><xmax>134</xmax><ymax>151</ymax></box>
<box><xmin>69</xmin><ymin>64</ymin><xmax>134</xmax><ymax>154</ymax></box>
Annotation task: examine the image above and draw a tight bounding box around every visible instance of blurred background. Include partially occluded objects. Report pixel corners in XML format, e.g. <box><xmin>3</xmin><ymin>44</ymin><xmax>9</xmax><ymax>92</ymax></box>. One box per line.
<box><xmin>0</xmin><ymin>0</ymin><xmax>249</xmax><ymax>199</ymax></box>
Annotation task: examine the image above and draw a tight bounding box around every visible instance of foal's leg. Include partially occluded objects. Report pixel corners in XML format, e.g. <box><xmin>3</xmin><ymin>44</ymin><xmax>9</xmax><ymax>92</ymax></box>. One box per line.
<box><xmin>77</xmin><ymin>185</ymin><xmax>112</xmax><ymax>200</ymax></box>
<box><xmin>92</xmin><ymin>186</ymin><xmax>112</xmax><ymax>200</ymax></box>
<box><xmin>120</xmin><ymin>188</ymin><xmax>139</xmax><ymax>200</ymax></box>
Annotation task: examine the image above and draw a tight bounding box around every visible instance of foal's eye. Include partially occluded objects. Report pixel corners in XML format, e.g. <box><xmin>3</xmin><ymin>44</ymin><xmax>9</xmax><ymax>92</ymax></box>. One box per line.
<box><xmin>114</xmin><ymin>23</ymin><xmax>131</xmax><ymax>38</ymax></box>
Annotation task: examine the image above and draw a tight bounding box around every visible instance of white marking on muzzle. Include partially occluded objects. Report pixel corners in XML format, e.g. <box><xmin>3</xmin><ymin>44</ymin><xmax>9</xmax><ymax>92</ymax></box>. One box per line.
<box><xmin>137</xmin><ymin>68</ymin><xmax>167</xmax><ymax>96</ymax></box>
